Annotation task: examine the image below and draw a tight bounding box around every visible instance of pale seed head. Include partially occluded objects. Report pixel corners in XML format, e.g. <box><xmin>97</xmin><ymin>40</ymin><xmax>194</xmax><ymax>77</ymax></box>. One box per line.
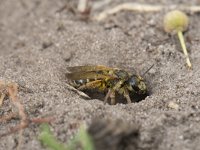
<box><xmin>164</xmin><ymin>10</ymin><xmax>189</xmax><ymax>33</ymax></box>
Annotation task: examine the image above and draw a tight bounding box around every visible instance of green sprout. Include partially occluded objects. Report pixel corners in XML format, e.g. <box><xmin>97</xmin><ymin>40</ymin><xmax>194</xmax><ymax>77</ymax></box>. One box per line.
<box><xmin>164</xmin><ymin>10</ymin><xmax>192</xmax><ymax>69</ymax></box>
<box><xmin>39</xmin><ymin>123</ymin><xmax>94</xmax><ymax>150</ymax></box>
<box><xmin>67</xmin><ymin>125</ymin><xmax>94</xmax><ymax>150</ymax></box>
<box><xmin>39</xmin><ymin>123</ymin><xmax>68</xmax><ymax>150</ymax></box>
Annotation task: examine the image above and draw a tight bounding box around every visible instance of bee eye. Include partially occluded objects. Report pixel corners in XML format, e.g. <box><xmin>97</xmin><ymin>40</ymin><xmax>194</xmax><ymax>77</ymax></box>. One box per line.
<box><xmin>128</xmin><ymin>77</ymin><xmax>139</xmax><ymax>91</ymax></box>
<box><xmin>128</xmin><ymin>76</ymin><xmax>143</xmax><ymax>92</ymax></box>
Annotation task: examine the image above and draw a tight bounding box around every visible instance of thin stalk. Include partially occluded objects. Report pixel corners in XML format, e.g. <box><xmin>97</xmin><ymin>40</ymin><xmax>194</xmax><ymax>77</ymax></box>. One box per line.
<box><xmin>177</xmin><ymin>31</ymin><xmax>192</xmax><ymax>68</ymax></box>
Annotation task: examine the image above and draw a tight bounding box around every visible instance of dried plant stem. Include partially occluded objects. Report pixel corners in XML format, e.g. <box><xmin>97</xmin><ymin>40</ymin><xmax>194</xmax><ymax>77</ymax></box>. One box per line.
<box><xmin>94</xmin><ymin>3</ymin><xmax>162</xmax><ymax>21</ymax></box>
<box><xmin>0</xmin><ymin>93</ymin><xmax>5</xmax><ymax>106</ymax></box>
<box><xmin>7</xmin><ymin>83</ymin><xmax>28</xmax><ymax>149</ymax></box>
<box><xmin>78</xmin><ymin>0</ymin><xmax>89</xmax><ymax>12</ymax></box>
<box><xmin>0</xmin><ymin>117</ymin><xmax>54</xmax><ymax>138</ymax></box>
<box><xmin>0</xmin><ymin>81</ymin><xmax>54</xmax><ymax>148</ymax></box>
<box><xmin>0</xmin><ymin>112</ymin><xmax>18</xmax><ymax>122</ymax></box>
<box><xmin>177</xmin><ymin>31</ymin><xmax>192</xmax><ymax>68</ymax></box>
<box><xmin>30</xmin><ymin>117</ymin><xmax>54</xmax><ymax>124</ymax></box>
<box><xmin>94</xmin><ymin>3</ymin><xmax>200</xmax><ymax>21</ymax></box>
<box><xmin>7</xmin><ymin>83</ymin><xmax>29</xmax><ymax>130</ymax></box>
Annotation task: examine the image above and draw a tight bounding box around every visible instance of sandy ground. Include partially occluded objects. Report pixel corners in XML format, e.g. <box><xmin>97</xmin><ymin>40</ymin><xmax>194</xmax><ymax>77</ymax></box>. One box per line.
<box><xmin>1</xmin><ymin>0</ymin><xmax>200</xmax><ymax>150</ymax></box>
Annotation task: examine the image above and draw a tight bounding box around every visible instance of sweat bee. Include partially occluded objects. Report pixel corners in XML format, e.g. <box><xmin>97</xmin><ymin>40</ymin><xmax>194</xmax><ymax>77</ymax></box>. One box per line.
<box><xmin>66</xmin><ymin>65</ymin><xmax>151</xmax><ymax>104</ymax></box>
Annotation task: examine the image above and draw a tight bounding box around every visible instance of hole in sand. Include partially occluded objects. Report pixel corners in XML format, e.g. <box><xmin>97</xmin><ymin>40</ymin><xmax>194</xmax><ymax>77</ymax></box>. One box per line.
<box><xmin>81</xmin><ymin>89</ymin><xmax>149</xmax><ymax>104</ymax></box>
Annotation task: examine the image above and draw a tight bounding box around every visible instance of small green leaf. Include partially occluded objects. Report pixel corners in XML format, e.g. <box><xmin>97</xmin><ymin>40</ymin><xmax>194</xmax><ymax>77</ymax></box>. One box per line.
<box><xmin>39</xmin><ymin>123</ymin><xmax>68</xmax><ymax>150</ymax></box>
<box><xmin>78</xmin><ymin>126</ymin><xmax>95</xmax><ymax>150</ymax></box>
<box><xmin>39</xmin><ymin>124</ymin><xmax>95</xmax><ymax>150</ymax></box>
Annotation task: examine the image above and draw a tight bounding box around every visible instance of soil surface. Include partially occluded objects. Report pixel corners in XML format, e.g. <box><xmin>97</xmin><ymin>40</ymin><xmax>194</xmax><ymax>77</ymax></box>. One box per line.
<box><xmin>1</xmin><ymin>0</ymin><xmax>200</xmax><ymax>150</ymax></box>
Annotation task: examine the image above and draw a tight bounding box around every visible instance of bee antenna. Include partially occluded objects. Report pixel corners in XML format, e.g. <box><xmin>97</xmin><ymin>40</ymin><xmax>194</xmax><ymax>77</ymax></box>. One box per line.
<box><xmin>142</xmin><ymin>64</ymin><xmax>154</xmax><ymax>76</ymax></box>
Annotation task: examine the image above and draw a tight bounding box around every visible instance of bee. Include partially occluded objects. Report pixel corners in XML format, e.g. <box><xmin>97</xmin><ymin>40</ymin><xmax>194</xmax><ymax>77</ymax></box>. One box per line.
<box><xmin>66</xmin><ymin>65</ymin><xmax>151</xmax><ymax>104</ymax></box>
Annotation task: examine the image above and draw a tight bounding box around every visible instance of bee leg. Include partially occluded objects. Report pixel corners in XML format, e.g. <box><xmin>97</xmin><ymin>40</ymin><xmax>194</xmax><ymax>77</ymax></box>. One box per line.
<box><xmin>104</xmin><ymin>80</ymin><xmax>124</xmax><ymax>104</ymax></box>
<box><xmin>123</xmin><ymin>90</ymin><xmax>132</xmax><ymax>104</ymax></box>
<box><xmin>104</xmin><ymin>89</ymin><xmax>116</xmax><ymax>105</ymax></box>
<box><xmin>110</xmin><ymin>92</ymin><xmax>116</xmax><ymax>105</ymax></box>
<box><xmin>104</xmin><ymin>89</ymin><xmax>112</xmax><ymax>104</ymax></box>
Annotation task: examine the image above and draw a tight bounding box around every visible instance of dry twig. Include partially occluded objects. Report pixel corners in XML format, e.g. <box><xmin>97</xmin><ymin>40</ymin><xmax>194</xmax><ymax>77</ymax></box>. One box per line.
<box><xmin>0</xmin><ymin>112</ymin><xmax>18</xmax><ymax>123</ymax></box>
<box><xmin>78</xmin><ymin>0</ymin><xmax>91</xmax><ymax>14</ymax></box>
<box><xmin>0</xmin><ymin>80</ymin><xmax>54</xmax><ymax>148</ymax></box>
<box><xmin>93</xmin><ymin>3</ymin><xmax>200</xmax><ymax>21</ymax></box>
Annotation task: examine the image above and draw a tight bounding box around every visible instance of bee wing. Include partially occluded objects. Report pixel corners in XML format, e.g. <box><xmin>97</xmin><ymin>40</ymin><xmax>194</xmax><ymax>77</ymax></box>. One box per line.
<box><xmin>67</xmin><ymin>65</ymin><xmax>115</xmax><ymax>73</ymax></box>
<box><xmin>66</xmin><ymin>71</ymin><xmax>115</xmax><ymax>80</ymax></box>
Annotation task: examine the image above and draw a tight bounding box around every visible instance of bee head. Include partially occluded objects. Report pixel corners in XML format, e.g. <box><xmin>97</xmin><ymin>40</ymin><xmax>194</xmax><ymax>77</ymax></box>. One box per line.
<box><xmin>128</xmin><ymin>75</ymin><xmax>147</xmax><ymax>94</ymax></box>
